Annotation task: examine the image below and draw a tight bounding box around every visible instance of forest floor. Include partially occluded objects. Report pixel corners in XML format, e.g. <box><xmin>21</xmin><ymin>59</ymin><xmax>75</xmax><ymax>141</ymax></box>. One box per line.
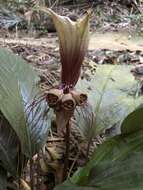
<box><xmin>1</xmin><ymin>1</ymin><xmax>143</xmax><ymax>69</ymax></box>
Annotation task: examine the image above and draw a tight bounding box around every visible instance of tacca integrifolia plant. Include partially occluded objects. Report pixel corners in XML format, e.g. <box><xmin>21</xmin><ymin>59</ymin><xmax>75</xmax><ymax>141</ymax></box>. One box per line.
<box><xmin>39</xmin><ymin>7</ymin><xmax>91</xmax><ymax>179</ymax></box>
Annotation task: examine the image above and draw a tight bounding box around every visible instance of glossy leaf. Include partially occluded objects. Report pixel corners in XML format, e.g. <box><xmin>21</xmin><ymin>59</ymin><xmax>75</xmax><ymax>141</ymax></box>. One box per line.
<box><xmin>0</xmin><ymin>48</ymin><xmax>50</xmax><ymax>157</ymax></box>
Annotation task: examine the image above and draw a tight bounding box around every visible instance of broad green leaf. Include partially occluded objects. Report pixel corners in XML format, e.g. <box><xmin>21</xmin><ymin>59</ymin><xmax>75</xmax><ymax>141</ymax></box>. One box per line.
<box><xmin>55</xmin><ymin>105</ymin><xmax>143</xmax><ymax>189</ymax></box>
<box><xmin>76</xmin><ymin>64</ymin><xmax>143</xmax><ymax>137</ymax></box>
<box><xmin>56</xmin><ymin>153</ymin><xmax>143</xmax><ymax>190</ymax></box>
<box><xmin>0</xmin><ymin>48</ymin><xmax>50</xmax><ymax>157</ymax></box>
<box><xmin>70</xmin><ymin>130</ymin><xmax>143</xmax><ymax>184</ymax></box>
<box><xmin>75</xmin><ymin>153</ymin><xmax>143</xmax><ymax>190</ymax></box>
<box><xmin>87</xmin><ymin>153</ymin><xmax>143</xmax><ymax>190</ymax></box>
<box><xmin>55</xmin><ymin>106</ymin><xmax>143</xmax><ymax>190</ymax></box>
<box><xmin>55</xmin><ymin>127</ymin><xmax>143</xmax><ymax>189</ymax></box>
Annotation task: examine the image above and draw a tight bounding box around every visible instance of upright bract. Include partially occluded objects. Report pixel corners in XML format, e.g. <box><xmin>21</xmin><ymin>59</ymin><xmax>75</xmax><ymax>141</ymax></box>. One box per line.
<box><xmin>39</xmin><ymin>7</ymin><xmax>90</xmax><ymax>89</ymax></box>
<box><xmin>39</xmin><ymin>7</ymin><xmax>91</xmax><ymax>133</ymax></box>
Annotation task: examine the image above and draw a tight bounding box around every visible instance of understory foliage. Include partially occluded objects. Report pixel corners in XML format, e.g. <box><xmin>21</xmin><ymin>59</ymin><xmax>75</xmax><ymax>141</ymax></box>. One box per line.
<box><xmin>0</xmin><ymin>6</ymin><xmax>143</xmax><ymax>190</ymax></box>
